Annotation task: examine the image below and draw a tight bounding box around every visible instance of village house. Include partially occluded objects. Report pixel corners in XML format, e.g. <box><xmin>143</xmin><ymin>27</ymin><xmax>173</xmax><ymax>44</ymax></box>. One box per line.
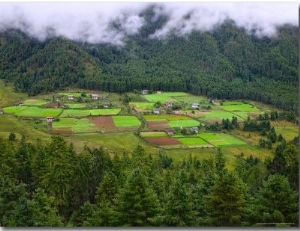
<box><xmin>165</xmin><ymin>101</ymin><xmax>173</xmax><ymax>107</ymax></box>
<box><xmin>103</xmin><ymin>102</ymin><xmax>110</xmax><ymax>108</ymax></box>
<box><xmin>166</xmin><ymin>128</ymin><xmax>174</xmax><ymax>136</ymax></box>
<box><xmin>46</xmin><ymin>117</ymin><xmax>54</xmax><ymax>122</ymax></box>
<box><xmin>68</xmin><ymin>95</ymin><xmax>74</xmax><ymax>100</ymax></box>
<box><xmin>190</xmin><ymin>127</ymin><xmax>199</xmax><ymax>134</ymax></box>
<box><xmin>153</xmin><ymin>108</ymin><xmax>160</xmax><ymax>114</ymax></box>
<box><xmin>142</xmin><ymin>89</ymin><xmax>148</xmax><ymax>95</ymax></box>
<box><xmin>91</xmin><ymin>94</ymin><xmax>99</xmax><ymax>100</ymax></box>
<box><xmin>191</xmin><ymin>103</ymin><xmax>199</xmax><ymax>108</ymax></box>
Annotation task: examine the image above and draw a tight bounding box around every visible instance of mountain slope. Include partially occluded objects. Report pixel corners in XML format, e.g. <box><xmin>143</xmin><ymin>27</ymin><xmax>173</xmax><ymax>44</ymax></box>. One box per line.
<box><xmin>0</xmin><ymin>19</ymin><xmax>298</xmax><ymax>111</ymax></box>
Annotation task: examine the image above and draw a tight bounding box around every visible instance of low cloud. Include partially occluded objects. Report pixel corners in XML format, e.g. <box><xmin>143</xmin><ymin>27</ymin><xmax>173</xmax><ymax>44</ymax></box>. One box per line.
<box><xmin>0</xmin><ymin>2</ymin><xmax>297</xmax><ymax>45</ymax></box>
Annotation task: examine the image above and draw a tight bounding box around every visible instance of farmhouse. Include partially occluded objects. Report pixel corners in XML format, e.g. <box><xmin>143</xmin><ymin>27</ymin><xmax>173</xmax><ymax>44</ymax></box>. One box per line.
<box><xmin>46</xmin><ymin>117</ymin><xmax>54</xmax><ymax>122</ymax></box>
<box><xmin>91</xmin><ymin>94</ymin><xmax>99</xmax><ymax>100</ymax></box>
<box><xmin>103</xmin><ymin>102</ymin><xmax>110</xmax><ymax>108</ymax></box>
<box><xmin>165</xmin><ymin>101</ymin><xmax>173</xmax><ymax>107</ymax></box>
<box><xmin>156</xmin><ymin>91</ymin><xmax>162</xmax><ymax>94</ymax></box>
<box><xmin>190</xmin><ymin>127</ymin><xmax>199</xmax><ymax>134</ymax></box>
<box><xmin>166</xmin><ymin>128</ymin><xmax>174</xmax><ymax>135</ymax></box>
<box><xmin>153</xmin><ymin>108</ymin><xmax>160</xmax><ymax>114</ymax></box>
<box><xmin>68</xmin><ymin>95</ymin><xmax>74</xmax><ymax>100</ymax></box>
<box><xmin>142</xmin><ymin>89</ymin><xmax>148</xmax><ymax>95</ymax></box>
<box><xmin>191</xmin><ymin>103</ymin><xmax>199</xmax><ymax>108</ymax></box>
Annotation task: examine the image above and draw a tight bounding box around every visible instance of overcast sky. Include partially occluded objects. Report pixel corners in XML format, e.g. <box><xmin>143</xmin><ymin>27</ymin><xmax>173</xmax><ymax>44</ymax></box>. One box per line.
<box><xmin>0</xmin><ymin>2</ymin><xmax>298</xmax><ymax>45</ymax></box>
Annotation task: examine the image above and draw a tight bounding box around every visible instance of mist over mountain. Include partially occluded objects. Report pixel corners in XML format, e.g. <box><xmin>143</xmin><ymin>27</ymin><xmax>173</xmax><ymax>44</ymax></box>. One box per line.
<box><xmin>0</xmin><ymin>3</ymin><xmax>298</xmax><ymax>112</ymax></box>
<box><xmin>0</xmin><ymin>2</ymin><xmax>298</xmax><ymax>44</ymax></box>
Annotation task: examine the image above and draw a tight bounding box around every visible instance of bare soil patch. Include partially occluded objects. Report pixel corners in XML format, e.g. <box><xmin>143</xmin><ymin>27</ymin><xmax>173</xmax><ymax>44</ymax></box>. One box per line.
<box><xmin>146</xmin><ymin>137</ymin><xmax>181</xmax><ymax>146</ymax></box>
<box><xmin>147</xmin><ymin>121</ymin><xmax>170</xmax><ymax>130</ymax></box>
<box><xmin>89</xmin><ymin>116</ymin><xmax>117</xmax><ymax>132</ymax></box>
<box><xmin>43</xmin><ymin>102</ymin><xmax>64</xmax><ymax>108</ymax></box>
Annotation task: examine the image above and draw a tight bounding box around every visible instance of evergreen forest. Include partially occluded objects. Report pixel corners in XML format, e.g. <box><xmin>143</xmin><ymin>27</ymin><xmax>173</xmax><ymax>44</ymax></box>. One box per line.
<box><xmin>0</xmin><ymin>5</ymin><xmax>298</xmax><ymax>228</ymax></box>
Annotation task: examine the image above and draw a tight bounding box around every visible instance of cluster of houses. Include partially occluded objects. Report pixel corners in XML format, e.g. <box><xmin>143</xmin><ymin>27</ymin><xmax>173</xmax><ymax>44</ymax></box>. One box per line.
<box><xmin>67</xmin><ymin>93</ymin><xmax>99</xmax><ymax>100</ymax></box>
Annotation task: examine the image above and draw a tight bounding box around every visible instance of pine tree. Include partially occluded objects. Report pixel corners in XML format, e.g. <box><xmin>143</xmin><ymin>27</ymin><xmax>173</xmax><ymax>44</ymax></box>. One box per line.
<box><xmin>114</xmin><ymin>168</ymin><xmax>161</xmax><ymax>226</ymax></box>
<box><xmin>205</xmin><ymin>171</ymin><xmax>246</xmax><ymax>226</ymax></box>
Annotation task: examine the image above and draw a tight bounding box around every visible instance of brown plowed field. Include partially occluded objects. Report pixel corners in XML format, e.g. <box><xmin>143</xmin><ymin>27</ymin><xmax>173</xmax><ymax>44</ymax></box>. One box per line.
<box><xmin>89</xmin><ymin>116</ymin><xmax>117</xmax><ymax>131</ymax></box>
<box><xmin>43</xmin><ymin>102</ymin><xmax>64</xmax><ymax>108</ymax></box>
<box><xmin>145</xmin><ymin>137</ymin><xmax>181</xmax><ymax>146</ymax></box>
<box><xmin>147</xmin><ymin>121</ymin><xmax>170</xmax><ymax>130</ymax></box>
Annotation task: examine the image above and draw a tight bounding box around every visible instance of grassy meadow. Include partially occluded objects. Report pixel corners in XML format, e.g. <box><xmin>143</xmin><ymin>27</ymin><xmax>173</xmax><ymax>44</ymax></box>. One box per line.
<box><xmin>143</xmin><ymin>92</ymin><xmax>188</xmax><ymax>103</ymax></box>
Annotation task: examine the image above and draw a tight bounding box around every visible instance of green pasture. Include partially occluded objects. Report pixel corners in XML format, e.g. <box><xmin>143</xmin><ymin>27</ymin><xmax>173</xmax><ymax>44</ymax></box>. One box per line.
<box><xmin>199</xmin><ymin>133</ymin><xmax>246</xmax><ymax>147</ymax></box>
<box><xmin>140</xmin><ymin>132</ymin><xmax>167</xmax><ymax>138</ymax></box>
<box><xmin>3</xmin><ymin>106</ymin><xmax>29</xmax><ymax>114</ymax></box>
<box><xmin>168</xmin><ymin>120</ymin><xmax>200</xmax><ymax>128</ymax></box>
<box><xmin>177</xmin><ymin>137</ymin><xmax>210</xmax><ymax>146</ymax></box>
<box><xmin>68</xmin><ymin>132</ymin><xmax>159</xmax><ymax>155</ymax></box>
<box><xmin>6</xmin><ymin>106</ymin><xmax>63</xmax><ymax>117</ymax></box>
<box><xmin>65</xmin><ymin>103</ymin><xmax>87</xmax><ymax>109</ymax></box>
<box><xmin>129</xmin><ymin>102</ymin><xmax>155</xmax><ymax>110</ymax></box>
<box><xmin>113</xmin><ymin>116</ymin><xmax>141</xmax><ymax>127</ymax></box>
<box><xmin>172</xmin><ymin>95</ymin><xmax>208</xmax><ymax>104</ymax></box>
<box><xmin>271</xmin><ymin>121</ymin><xmax>298</xmax><ymax>141</ymax></box>
<box><xmin>201</xmin><ymin>110</ymin><xmax>243</xmax><ymax>122</ymax></box>
<box><xmin>23</xmin><ymin>99</ymin><xmax>49</xmax><ymax>106</ymax></box>
<box><xmin>143</xmin><ymin>92</ymin><xmax>188</xmax><ymax>103</ymax></box>
<box><xmin>52</xmin><ymin>118</ymin><xmax>95</xmax><ymax>133</ymax></box>
<box><xmin>219</xmin><ymin>103</ymin><xmax>259</xmax><ymax>112</ymax></box>
<box><xmin>60</xmin><ymin>109</ymin><xmax>121</xmax><ymax>117</ymax></box>
<box><xmin>221</xmin><ymin>100</ymin><xmax>244</xmax><ymax>106</ymax></box>
<box><xmin>0</xmin><ymin>80</ymin><xmax>27</xmax><ymax>108</ymax></box>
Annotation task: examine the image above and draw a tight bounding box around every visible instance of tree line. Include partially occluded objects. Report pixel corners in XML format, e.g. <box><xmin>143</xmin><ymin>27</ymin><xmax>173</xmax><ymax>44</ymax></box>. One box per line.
<box><xmin>0</xmin><ymin>134</ymin><xmax>298</xmax><ymax>227</ymax></box>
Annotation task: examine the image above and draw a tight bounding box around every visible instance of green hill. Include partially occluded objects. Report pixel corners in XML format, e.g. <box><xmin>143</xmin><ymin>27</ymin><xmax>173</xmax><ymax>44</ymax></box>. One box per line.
<box><xmin>0</xmin><ymin>14</ymin><xmax>298</xmax><ymax>112</ymax></box>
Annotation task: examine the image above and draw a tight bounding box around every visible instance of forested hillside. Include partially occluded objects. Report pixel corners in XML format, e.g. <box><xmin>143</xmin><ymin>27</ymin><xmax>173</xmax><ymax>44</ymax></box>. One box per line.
<box><xmin>0</xmin><ymin>135</ymin><xmax>298</xmax><ymax>227</ymax></box>
<box><xmin>0</xmin><ymin>10</ymin><xmax>298</xmax><ymax>112</ymax></box>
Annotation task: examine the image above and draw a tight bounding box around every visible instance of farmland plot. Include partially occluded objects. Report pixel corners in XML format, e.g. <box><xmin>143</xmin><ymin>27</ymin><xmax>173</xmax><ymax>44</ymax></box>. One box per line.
<box><xmin>199</xmin><ymin>133</ymin><xmax>246</xmax><ymax>147</ymax></box>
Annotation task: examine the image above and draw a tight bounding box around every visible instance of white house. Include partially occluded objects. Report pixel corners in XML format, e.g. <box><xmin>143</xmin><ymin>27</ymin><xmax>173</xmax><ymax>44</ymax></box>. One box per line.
<box><xmin>191</xmin><ymin>103</ymin><xmax>199</xmax><ymax>108</ymax></box>
<box><xmin>46</xmin><ymin>117</ymin><xmax>54</xmax><ymax>122</ymax></box>
<box><xmin>68</xmin><ymin>95</ymin><xmax>74</xmax><ymax>100</ymax></box>
<box><xmin>153</xmin><ymin>108</ymin><xmax>160</xmax><ymax>114</ymax></box>
<box><xmin>91</xmin><ymin>94</ymin><xmax>99</xmax><ymax>100</ymax></box>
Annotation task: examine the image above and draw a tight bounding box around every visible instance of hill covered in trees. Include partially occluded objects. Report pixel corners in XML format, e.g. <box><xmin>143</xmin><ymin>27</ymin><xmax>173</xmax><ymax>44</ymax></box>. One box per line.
<box><xmin>0</xmin><ymin>7</ymin><xmax>298</xmax><ymax>112</ymax></box>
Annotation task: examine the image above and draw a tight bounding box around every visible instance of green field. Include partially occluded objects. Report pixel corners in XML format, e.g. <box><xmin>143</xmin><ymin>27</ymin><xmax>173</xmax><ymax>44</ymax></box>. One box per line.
<box><xmin>113</xmin><ymin>116</ymin><xmax>141</xmax><ymax>127</ymax></box>
<box><xmin>219</xmin><ymin>103</ymin><xmax>260</xmax><ymax>112</ymax></box>
<box><xmin>168</xmin><ymin>120</ymin><xmax>200</xmax><ymax>127</ymax></box>
<box><xmin>143</xmin><ymin>92</ymin><xmax>188</xmax><ymax>103</ymax></box>
<box><xmin>199</xmin><ymin>133</ymin><xmax>247</xmax><ymax>147</ymax></box>
<box><xmin>172</xmin><ymin>95</ymin><xmax>208</xmax><ymax>104</ymax></box>
<box><xmin>52</xmin><ymin>118</ymin><xmax>95</xmax><ymax>133</ymax></box>
<box><xmin>140</xmin><ymin>132</ymin><xmax>167</xmax><ymax>138</ymax></box>
<box><xmin>23</xmin><ymin>99</ymin><xmax>49</xmax><ymax>106</ymax></box>
<box><xmin>60</xmin><ymin>109</ymin><xmax>121</xmax><ymax>117</ymax></box>
<box><xmin>66</xmin><ymin>103</ymin><xmax>87</xmax><ymax>109</ymax></box>
<box><xmin>5</xmin><ymin>106</ymin><xmax>63</xmax><ymax>117</ymax></box>
<box><xmin>3</xmin><ymin>106</ymin><xmax>29</xmax><ymax>114</ymax></box>
<box><xmin>129</xmin><ymin>102</ymin><xmax>155</xmax><ymax>110</ymax></box>
<box><xmin>201</xmin><ymin>110</ymin><xmax>244</xmax><ymax>122</ymax></box>
<box><xmin>177</xmin><ymin>137</ymin><xmax>210</xmax><ymax>146</ymax></box>
<box><xmin>67</xmin><ymin>132</ymin><xmax>159</xmax><ymax>155</ymax></box>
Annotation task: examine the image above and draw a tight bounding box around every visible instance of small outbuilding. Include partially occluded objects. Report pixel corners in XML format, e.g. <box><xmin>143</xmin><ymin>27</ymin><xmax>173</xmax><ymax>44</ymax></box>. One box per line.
<box><xmin>153</xmin><ymin>108</ymin><xmax>160</xmax><ymax>114</ymax></box>
<box><xmin>46</xmin><ymin>117</ymin><xmax>54</xmax><ymax>122</ymax></box>
<box><xmin>68</xmin><ymin>95</ymin><xmax>74</xmax><ymax>100</ymax></box>
<box><xmin>91</xmin><ymin>94</ymin><xmax>99</xmax><ymax>100</ymax></box>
